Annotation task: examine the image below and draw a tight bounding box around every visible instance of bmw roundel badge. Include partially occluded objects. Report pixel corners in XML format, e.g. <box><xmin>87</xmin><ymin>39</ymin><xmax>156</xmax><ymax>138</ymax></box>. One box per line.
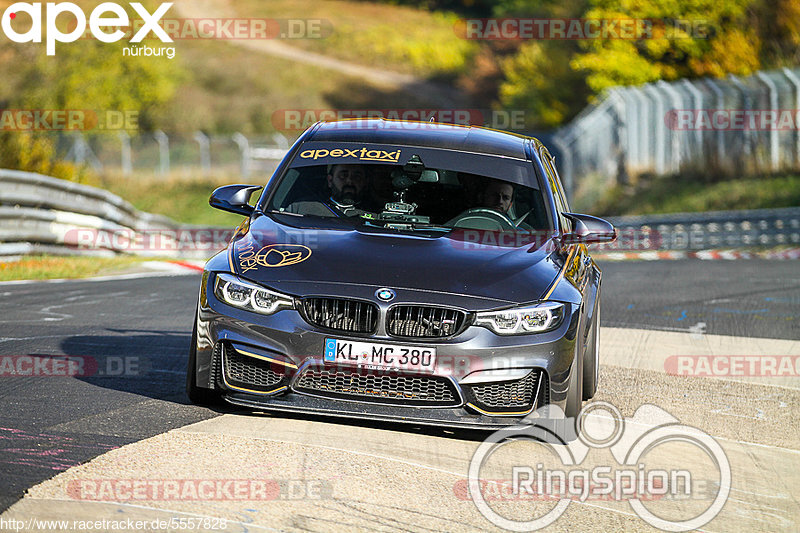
<box><xmin>376</xmin><ymin>288</ymin><xmax>395</xmax><ymax>302</ymax></box>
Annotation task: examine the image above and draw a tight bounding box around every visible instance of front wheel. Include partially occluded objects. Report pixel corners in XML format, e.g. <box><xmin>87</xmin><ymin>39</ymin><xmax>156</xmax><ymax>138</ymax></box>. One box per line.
<box><xmin>186</xmin><ymin>314</ymin><xmax>223</xmax><ymax>406</ymax></box>
<box><xmin>582</xmin><ymin>300</ymin><xmax>599</xmax><ymax>400</ymax></box>
<box><xmin>549</xmin><ymin>351</ymin><xmax>582</xmax><ymax>443</ymax></box>
<box><xmin>564</xmin><ymin>346</ymin><xmax>583</xmax><ymax>420</ymax></box>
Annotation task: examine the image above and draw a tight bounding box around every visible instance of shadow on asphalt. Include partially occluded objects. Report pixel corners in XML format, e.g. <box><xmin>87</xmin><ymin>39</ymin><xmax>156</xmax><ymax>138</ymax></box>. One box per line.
<box><xmin>57</xmin><ymin>329</ymin><xmax>496</xmax><ymax>442</ymax></box>
<box><xmin>60</xmin><ymin>329</ymin><xmax>197</xmax><ymax>405</ymax></box>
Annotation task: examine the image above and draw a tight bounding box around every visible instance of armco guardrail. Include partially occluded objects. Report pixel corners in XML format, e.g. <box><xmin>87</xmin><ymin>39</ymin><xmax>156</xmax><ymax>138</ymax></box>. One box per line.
<box><xmin>598</xmin><ymin>207</ymin><xmax>800</xmax><ymax>252</ymax></box>
<box><xmin>0</xmin><ymin>169</ymin><xmax>178</xmax><ymax>230</ymax></box>
<box><xmin>552</xmin><ymin>67</ymin><xmax>800</xmax><ymax>199</ymax></box>
<box><xmin>0</xmin><ymin>169</ymin><xmax>231</xmax><ymax>259</ymax></box>
<box><xmin>2</xmin><ymin>168</ymin><xmax>797</xmax><ymax>258</ymax></box>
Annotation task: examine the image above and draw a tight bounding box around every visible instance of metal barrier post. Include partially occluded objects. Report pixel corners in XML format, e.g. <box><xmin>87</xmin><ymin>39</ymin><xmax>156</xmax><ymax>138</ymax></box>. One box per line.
<box><xmin>153</xmin><ymin>130</ymin><xmax>170</xmax><ymax>176</ymax></box>
<box><xmin>703</xmin><ymin>79</ymin><xmax>726</xmax><ymax>165</ymax></box>
<box><xmin>644</xmin><ymin>84</ymin><xmax>666</xmax><ymax>175</ymax></box>
<box><xmin>756</xmin><ymin>72</ymin><xmax>780</xmax><ymax>171</ymax></box>
<box><xmin>232</xmin><ymin>132</ymin><xmax>251</xmax><ymax>179</ymax></box>
<box><xmin>193</xmin><ymin>131</ymin><xmax>211</xmax><ymax>176</ymax></box>
<box><xmin>657</xmin><ymin>80</ymin><xmax>683</xmax><ymax>173</ymax></box>
<box><xmin>118</xmin><ymin>131</ymin><xmax>132</xmax><ymax>176</ymax></box>
<box><xmin>727</xmin><ymin>75</ymin><xmax>753</xmax><ymax>169</ymax></box>
<box><xmin>681</xmin><ymin>79</ymin><xmax>704</xmax><ymax>165</ymax></box>
<box><xmin>781</xmin><ymin>68</ymin><xmax>800</xmax><ymax>167</ymax></box>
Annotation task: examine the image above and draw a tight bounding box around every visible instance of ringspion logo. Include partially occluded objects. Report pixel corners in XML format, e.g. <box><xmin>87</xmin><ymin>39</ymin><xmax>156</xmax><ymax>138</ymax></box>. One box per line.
<box><xmin>1</xmin><ymin>2</ymin><xmax>173</xmax><ymax>55</ymax></box>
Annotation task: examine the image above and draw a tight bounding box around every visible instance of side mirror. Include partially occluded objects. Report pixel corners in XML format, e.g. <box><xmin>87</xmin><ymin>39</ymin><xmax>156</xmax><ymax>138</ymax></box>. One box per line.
<box><xmin>209</xmin><ymin>184</ymin><xmax>262</xmax><ymax>216</ymax></box>
<box><xmin>562</xmin><ymin>213</ymin><xmax>616</xmax><ymax>244</ymax></box>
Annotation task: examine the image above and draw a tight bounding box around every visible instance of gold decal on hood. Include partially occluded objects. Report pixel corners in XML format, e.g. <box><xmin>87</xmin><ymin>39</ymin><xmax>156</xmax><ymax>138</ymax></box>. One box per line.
<box><xmin>237</xmin><ymin>240</ymin><xmax>259</xmax><ymax>273</ymax></box>
<box><xmin>237</xmin><ymin>243</ymin><xmax>313</xmax><ymax>269</ymax></box>
<box><xmin>257</xmin><ymin>244</ymin><xmax>312</xmax><ymax>267</ymax></box>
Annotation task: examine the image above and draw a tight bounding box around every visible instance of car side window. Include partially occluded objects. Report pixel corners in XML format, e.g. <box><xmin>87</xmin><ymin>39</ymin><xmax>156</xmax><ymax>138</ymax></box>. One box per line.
<box><xmin>540</xmin><ymin>149</ymin><xmax>571</xmax><ymax>233</ymax></box>
<box><xmin>547</xmin><ymin>153</ymin><xmax>571</xmax><ymax>213</ymax></box>
<box><xmin>270</xmin><ymin>168</ymin><xmax>301</xmax><ymax>209</ymax></box>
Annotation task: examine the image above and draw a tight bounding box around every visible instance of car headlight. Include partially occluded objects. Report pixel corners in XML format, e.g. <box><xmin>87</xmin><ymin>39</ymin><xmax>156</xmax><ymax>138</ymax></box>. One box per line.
<box><xmin>214</xmin><ymin>273</ymin><xmax>294</xmax><ymax>315</ymax></box>
<box><xmin>475</xmin><ymin>302</ymin><xmax>564</xmax><ymax>335</ymax></box>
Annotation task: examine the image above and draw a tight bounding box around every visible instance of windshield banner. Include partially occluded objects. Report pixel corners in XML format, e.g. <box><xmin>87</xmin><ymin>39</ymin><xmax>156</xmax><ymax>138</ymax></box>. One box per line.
<box><xmin>289</xmin><ymin>142</ymin><xmax>535</xmax><ymax>187</ymax></box>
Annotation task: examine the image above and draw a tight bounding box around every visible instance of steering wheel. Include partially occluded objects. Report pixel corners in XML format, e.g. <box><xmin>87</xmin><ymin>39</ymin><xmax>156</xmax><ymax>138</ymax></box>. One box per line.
<box><xmin>290</xmin><ymin>180</ymin><xmax>361</xmax><ymax>219</ymax></box>
<box><xmin>445</xmin><ymin>207</ymin><xmax>517</xmax><ymax>231</ymax></box>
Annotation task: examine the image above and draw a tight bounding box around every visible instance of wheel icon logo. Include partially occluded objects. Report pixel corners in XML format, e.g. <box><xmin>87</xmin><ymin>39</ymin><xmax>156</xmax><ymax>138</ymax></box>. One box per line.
<box><xmin>467</xmin><ymin>402</ymin><xmax>731</xmax><ymax>532</ymax></box>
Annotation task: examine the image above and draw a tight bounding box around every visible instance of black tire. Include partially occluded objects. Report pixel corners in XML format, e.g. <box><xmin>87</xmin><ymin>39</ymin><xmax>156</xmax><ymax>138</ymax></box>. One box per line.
<box><xmin>582</xmin><ymin>300</ymin><xmax>599</xmax><ymax>400</ymax></box>
<box><xmin>186</xmin><ymin>316</ymin><xmax>223</xmax><ymax>406</ymax></box>
<box><xmin>564</xmin><ymin>344</ymin><xmax>583</xmax><ymax>420</ymax></box>
<box><xmin>549</xmin><ymin>353</ymin><xmax>582</xmax><ymax>443</ymax></box>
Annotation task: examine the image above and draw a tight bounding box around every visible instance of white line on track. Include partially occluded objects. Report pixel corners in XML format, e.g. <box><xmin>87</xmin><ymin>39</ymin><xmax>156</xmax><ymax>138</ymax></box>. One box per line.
<box><xmin>0</xmin><ymin>270</ymin><xmax>198</xmax><ymax>286</ymax></box>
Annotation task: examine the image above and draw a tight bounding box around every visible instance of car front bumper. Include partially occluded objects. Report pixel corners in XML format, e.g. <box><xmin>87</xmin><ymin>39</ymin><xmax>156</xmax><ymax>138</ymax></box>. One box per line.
<box><xmin>193</xmin><ymin>272</ymin><xmax>582</xmax><ymax>429</ymax></box>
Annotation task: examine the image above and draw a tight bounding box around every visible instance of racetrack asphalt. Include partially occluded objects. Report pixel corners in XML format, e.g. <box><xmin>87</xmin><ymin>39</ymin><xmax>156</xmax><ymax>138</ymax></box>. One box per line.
<box><xmin>0</xmin><ymin>259</ymin><xmax>797</xmax><ymax>530</ymax></box>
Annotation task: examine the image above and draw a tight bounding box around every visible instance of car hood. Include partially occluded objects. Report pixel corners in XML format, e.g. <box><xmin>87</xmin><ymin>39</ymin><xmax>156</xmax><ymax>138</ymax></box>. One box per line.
<box><xmin>226</xmin><ymin>213</ymin><xmax>561</xmax><ymax>309</ymax></box>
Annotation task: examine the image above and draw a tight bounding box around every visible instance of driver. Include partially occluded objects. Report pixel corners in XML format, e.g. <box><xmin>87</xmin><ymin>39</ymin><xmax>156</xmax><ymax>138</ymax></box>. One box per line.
<box><xmin>327</xmin><ymin>163</ymin><xmax>369</xmax><ymax>209</ymax></box>
<box><xmin>478</xmin><ymin>179</ymin><xmax>514</xmax><ymax>214</ymax></box>
<box><xmin>286</xmin><ymin>164</ymin><xmax>370</xmax><ymax>216</ymax></box>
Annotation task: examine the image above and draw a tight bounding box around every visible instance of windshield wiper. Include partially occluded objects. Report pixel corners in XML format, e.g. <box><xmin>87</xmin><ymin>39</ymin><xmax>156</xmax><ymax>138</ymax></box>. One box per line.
<box><xmin>268</xmin><ymin>209</ymin><xmax>304</xmax><ymax>217</ymax></box>
<box><xmin>360</xmin><ymin>216</ymin><xmax>450</xmax><ymax>233</ymax></box>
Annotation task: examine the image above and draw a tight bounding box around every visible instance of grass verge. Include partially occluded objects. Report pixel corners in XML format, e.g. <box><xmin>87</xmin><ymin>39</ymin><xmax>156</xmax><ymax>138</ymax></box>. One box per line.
<box><xmin>0</xmin><ymin>175</ymin><xmax>244</xmax><ymax>281</ymax></box>
<box><xmin>0</xmin><ymin>255</ymin><xmax>156</xmax><ymax>282</ymax></box>
<box><xmin>591</xmin><ymin>173</ymin><xmax>800</xmax><ymax>216</ymax></box>
<box><xmin>96</xmin><ymin>174</ymin><xmax>252</xmax><ymax>227</ymax></box>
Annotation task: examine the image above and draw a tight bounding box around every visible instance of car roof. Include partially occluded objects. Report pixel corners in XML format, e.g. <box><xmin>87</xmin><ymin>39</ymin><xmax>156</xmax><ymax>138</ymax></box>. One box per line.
<box><xmin>308</xmin><ymin>119</ymin><xmax>542</xmax><ymax>160</ymax></box>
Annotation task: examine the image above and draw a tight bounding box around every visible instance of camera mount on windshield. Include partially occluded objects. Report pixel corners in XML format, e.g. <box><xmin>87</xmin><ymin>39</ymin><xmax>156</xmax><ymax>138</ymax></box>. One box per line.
<box><xmin>367</xmin><ymin>155</ymin><xmax>433</xmax><ymax>227</ymax></box>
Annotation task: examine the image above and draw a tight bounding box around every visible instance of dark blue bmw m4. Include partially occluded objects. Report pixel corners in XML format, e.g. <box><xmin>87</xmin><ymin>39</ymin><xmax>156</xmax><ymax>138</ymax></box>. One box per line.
<box><xmin>186</xmin><ymin>119</ymin><xmax>616</xmax><ymax>430</ymax></box>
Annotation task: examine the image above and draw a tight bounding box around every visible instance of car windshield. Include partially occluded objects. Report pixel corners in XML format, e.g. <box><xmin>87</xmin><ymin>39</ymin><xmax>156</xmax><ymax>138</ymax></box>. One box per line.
<box><xmin>265</xmin><ymin>143</ymin><xmax>552</xmax><ymax>233</ymax></box>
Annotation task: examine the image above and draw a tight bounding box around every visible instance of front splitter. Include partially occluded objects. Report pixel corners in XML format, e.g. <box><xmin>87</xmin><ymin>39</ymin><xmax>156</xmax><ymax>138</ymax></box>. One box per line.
<box><xmin>222</xmin><ymin>391</ymin><xmax>534</xmax><ymax>431</ymax></box>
